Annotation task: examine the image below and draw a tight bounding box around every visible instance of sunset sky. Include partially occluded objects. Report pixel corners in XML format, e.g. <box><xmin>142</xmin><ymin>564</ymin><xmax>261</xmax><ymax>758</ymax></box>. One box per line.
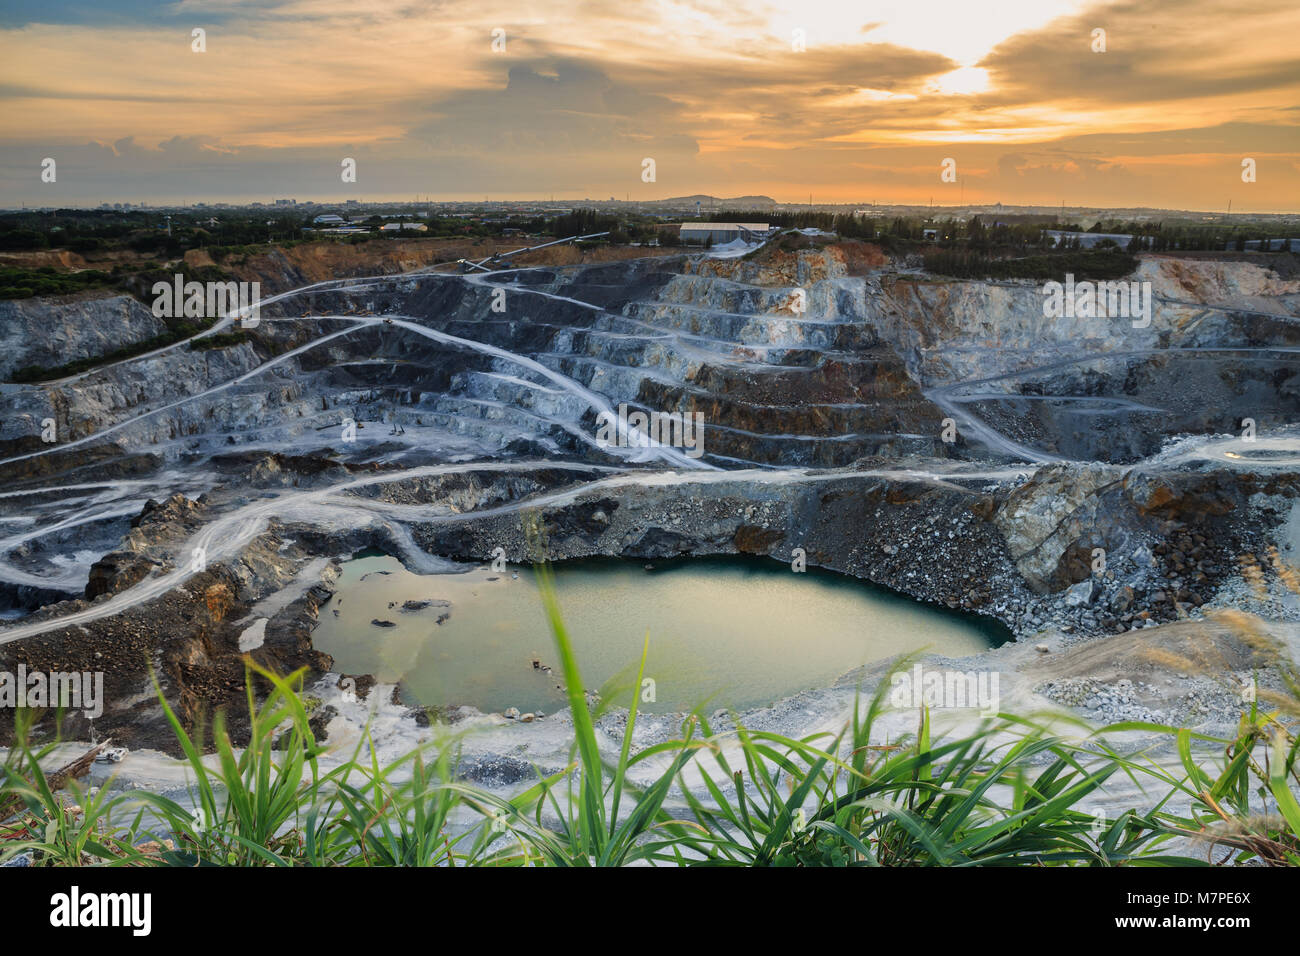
<box><xmin>1</xmin><ymin>0</ymin><xmax>1297</xmax><ymax>210</ymax></box>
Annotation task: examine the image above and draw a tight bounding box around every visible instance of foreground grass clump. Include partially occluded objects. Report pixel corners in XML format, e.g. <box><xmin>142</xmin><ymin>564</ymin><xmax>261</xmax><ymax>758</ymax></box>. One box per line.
<box><xmin>1</xmin><ymin>573</ymin><xmax>1296</xmax><ymax>866</ymax></box>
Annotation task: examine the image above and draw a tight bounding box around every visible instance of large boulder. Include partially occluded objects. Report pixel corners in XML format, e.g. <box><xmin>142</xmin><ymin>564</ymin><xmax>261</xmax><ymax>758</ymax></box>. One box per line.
<box><xmin>995</xmin><ymin>463</ymin><xmax>1122</xmax><ymax>592</ymax></box>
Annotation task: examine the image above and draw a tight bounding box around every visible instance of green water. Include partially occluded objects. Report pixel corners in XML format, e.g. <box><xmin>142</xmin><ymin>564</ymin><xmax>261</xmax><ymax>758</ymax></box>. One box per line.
<box><xmin>312</xmin><ymin>555</ymin><xmax>1008</xmax><ymax>714</ymax></box>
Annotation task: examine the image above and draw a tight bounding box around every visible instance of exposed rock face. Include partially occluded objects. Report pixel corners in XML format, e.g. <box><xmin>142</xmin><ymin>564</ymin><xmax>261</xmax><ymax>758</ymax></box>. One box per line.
<box><xmin>0</xmin><ymin>342</ymin><xmax>267</xmax><ymax>474</ymax></box>
<box><xmin>85</xmin><ymin>494</ymin><xmax>207</xmax><ymax>599</ymax></box>
<box><xmin>995</xmin><ymin>464</ymin><xmax>1121</xmax><ymax>591</ymax></box>
<box><xmin>132</xmin><ymin>494</ymin><xmax>198</xmax><ymax>524</ymax></box>
<box><xmin>686</xmin><ymin>240</ymin><xmax>887</xmax><ymax>285</ymax></box>
<box><xmin>83</xmin><ymin>552</ymin><xmax>155</xmax><ymax>600</ymax></box>
<box><xmin>0</xmin><ymin>494</ymin><xmax>334</xmax><ymax>754</ymax></box>
<box><xmin>1</xmin><ymin>241</ymin><xmax>1298</xmax><ymax>756</ymax></box>
<box><xmin>212</xmin><ymin>236</ymin><xmax>675</xmax><ymax>296</ymax></box>
<box><xmin>1124</xmin><ymin>470</ymin><xmax>1241</xmax><ymax>521</ymax></box>
<box><xmin>0</xmin><ymin>294</ymin><xmax>168</xmax><ymax>380</ymax></box>
<box><xmin>1141</xmin><ymin>255</ymin><xmax>1300</xmax><ymax>308</ymax></box>
<box><xmin>5</xmin><ymin>247</ymin><xmax>1297</xmax><ymax>475</ymax></box>
<box><xmin>396</xmin><ymin>467</ymin><xmax>1029</xmax><ymax>622</ymax></box>
<box><xmin>863</xmin><ymin>257</ymin><xmax>1300</xmax><ymax>462</ymax></box>
<box><xmin>259</xmin><ymin>581</ymin><xmax>336</xmax><ymax>676</ymax></box>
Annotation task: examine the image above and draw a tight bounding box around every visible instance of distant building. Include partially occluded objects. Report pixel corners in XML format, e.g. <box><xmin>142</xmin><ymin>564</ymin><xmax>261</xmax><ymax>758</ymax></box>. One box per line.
<box><xmin>313</xmin><ymin>214</ymin><xmax>347</xmax><ymax>225</ymax></box>
<box><xmin>1044</xmin><ymin>230</ymin><xmax>1138</xmax><ymax>249</ymax></box>
<box><xmin>380</xmin><ymin>222</ymin><xmax>428</xmax><ymax>232</ymax></box>
<box><xmin>922</xmin><ymin>228</ymin><xmax>939</xmax><ymax>240</ymax></box>
<box><xmin>676</xmin><ymin>222</ymin><xmax>770</xmax><ymax>244</ymax></box>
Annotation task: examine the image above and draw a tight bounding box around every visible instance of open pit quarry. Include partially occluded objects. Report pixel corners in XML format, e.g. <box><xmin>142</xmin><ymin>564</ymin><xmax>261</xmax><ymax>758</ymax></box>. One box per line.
<box><xmin>2</xmin><ymin>238</ymin><xmax>1299</xmax><ymax>807</ymax></box>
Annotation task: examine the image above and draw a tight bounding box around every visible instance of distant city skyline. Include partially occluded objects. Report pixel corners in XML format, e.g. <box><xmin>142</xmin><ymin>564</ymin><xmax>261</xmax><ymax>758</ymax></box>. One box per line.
<box><xmin>7</xmin><ymin>196</ymin><xmax>1297</xmax><ymax>221</ymax></box>
<box><xmin>2</xmin><ymin>0</ymin><xmax>1297</xmax><ymax>212</ymax></box>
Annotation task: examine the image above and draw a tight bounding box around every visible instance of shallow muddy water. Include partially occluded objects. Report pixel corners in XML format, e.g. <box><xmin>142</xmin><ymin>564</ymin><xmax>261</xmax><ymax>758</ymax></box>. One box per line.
<box><xmin>312</xmin><ymin>555</ymin><xmax>1009</xmax><ymax>714</ymax></box>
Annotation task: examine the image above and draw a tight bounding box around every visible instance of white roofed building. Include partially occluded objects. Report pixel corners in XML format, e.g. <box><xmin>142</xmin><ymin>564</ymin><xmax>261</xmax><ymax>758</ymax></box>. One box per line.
<box><xmin>677</xmin><ymin>222</ymin><xmax>771</xmax><ymax>244</ymax></box>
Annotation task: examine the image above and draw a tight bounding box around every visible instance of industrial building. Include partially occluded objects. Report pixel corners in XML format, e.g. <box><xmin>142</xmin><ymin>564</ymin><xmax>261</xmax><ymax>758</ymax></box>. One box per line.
<box><xmin>676</xmin><ymin>222</ymin><xmax>771</xmax><ymax>244</ymax></box>
<box><xmin>1043</xmin><ymin>230</ymin><xmax>1140</xmax><ymax>249</ymax></box>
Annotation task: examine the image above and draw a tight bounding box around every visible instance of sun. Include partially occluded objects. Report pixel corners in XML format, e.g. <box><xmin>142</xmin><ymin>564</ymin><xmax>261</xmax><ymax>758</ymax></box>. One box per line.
<box><xmin>930</xmin><ymin>66</ymin><xmax>991</xmax><ymax>96</ymax></box>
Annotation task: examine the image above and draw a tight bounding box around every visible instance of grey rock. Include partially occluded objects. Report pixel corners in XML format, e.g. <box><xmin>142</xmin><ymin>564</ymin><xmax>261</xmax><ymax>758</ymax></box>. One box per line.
<box><xmin>1063</xmin><ymin>579</ymin><xmax>1096</xmax><ymax>607</ymax></box>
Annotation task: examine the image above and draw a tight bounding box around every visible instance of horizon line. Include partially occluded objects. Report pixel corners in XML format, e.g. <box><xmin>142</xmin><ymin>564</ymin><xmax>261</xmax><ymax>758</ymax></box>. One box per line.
<box><xmin>3</xmin><ymin>196</ymin><xmax>1298</xmax><ymax>217</ymax></box>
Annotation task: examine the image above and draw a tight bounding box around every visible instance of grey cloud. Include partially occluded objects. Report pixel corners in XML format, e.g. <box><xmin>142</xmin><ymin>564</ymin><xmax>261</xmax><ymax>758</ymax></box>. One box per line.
<box><xmin>978</xmin><ymin>0</ymin><xmax>1300</xmax><ymax>107</ymax></box>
